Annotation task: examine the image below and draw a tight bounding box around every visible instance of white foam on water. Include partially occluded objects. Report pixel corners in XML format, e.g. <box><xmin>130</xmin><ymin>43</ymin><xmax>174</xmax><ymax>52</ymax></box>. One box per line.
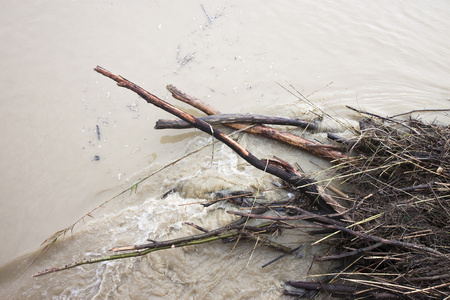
<box><xmin>11</xmin><ymin>138</ymin><xmax>334</xmax><ymax>299</ymax></box>
<box><xmin>1</xmin><ymin>1</ymin><xmax>449</xmax><ymax>299</ymax></box>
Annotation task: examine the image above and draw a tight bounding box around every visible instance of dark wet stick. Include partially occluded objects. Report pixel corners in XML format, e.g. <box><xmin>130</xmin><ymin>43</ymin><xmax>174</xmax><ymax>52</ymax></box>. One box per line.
<box><xmin>96</xmin><ymin>125</ymin><xmax>101</xmax><ymax>140</ymax></box>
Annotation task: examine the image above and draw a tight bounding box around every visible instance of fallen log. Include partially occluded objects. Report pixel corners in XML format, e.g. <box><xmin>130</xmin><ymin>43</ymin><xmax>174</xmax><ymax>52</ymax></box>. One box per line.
<box><xmin>155</xmin><ymin>113</ymin><xmax>318</xmax><ymax>130</ymax></box>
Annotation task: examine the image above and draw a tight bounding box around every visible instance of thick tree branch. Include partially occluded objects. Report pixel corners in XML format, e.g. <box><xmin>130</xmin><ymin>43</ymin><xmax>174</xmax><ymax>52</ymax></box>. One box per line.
<box><xmin>94</xmin><ymin>66</ymin><xmax>334</xmax><ymax>213</ymax></box>
<box><xmin>155</xmin><ymin>113</ymin><xmax>318</xmax><ymax>130</ymax></box>
<box><xmin>167</xmin><ymin>84</ymin><xmax>347</xmax><ymax>161</ymax></box>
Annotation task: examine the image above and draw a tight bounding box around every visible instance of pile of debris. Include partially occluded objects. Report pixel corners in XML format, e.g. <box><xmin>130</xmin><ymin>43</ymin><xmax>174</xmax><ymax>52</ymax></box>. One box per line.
<box><xmin>34</xmin><ymin>67</ymin><xmax>449</xmax><ymax>299</ymax></box>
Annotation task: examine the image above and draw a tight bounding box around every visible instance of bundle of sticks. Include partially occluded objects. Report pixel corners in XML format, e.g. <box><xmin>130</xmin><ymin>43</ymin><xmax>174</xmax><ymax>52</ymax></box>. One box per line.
<box><xmin>34</xmin><ymin>67</ymin><xmax>449</xmax><ymax>300</ymax></box>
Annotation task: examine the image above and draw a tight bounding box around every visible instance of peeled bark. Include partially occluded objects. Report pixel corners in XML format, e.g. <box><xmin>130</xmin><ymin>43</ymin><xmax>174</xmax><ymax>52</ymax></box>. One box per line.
<box><xmin>155</xmin><ymin>113</ymin><xmax>318</xmax><ymax>130</ymax></box>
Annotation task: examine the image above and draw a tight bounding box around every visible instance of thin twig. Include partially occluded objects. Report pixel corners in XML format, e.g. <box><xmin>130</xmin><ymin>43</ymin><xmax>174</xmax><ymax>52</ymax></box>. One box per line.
<box><xmin>318</xmin><ymin>224</ymin><xmax>446</xmax><ymax>257</ymax></box>
<box><xmin>390</xmin><ymin>108</ymin><xmax>450</xmax><ymax>118</ymax></box>
<box><xmin>317</xmin><ymin>242</ymin><xmax>384</xmax><ymax>261</ymax></box>
<box><xmin>262</xmin><ymin>244</ymin><xmax>303</xmax><ymax>268</ymax></box>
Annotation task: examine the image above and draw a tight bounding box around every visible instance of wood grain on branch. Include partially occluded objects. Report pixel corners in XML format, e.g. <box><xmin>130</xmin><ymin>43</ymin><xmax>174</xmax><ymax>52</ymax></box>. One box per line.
<box><xmin>155</xmin><ymin>113</ymin><xmax>318</xmax><ymax>130</ymax></box>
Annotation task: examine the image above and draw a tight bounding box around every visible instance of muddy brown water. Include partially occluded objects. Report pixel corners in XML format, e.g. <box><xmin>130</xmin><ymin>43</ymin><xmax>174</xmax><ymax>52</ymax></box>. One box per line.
<box><xmin>1</xmin><ymin>1</ymin><xmax>449</xmax><ymax>299</ymax></box>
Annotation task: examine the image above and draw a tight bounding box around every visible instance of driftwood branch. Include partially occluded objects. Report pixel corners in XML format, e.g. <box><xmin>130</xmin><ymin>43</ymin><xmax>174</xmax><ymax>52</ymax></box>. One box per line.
<box><xmin>166</xmin><ymin>84</ymin><xmax>347</xmax><ymax>161</ymax></box>
<box><xmin>167</xmin><ymin>83</ymin><xmax>219</xmax><ymax>114</ymax></box>
<box><xmin>227</xmin><ymin>211</ymin><xmax>446</xmax><ymax>257</ymax></box>
<box><xmin>94</xmin><ymin>66</ymin><xmax>335</xmax><ymax>213</ymax></box>
<box><xmin>286</xmin><ymin>281</ymin><xmax>398</xmax><ymax>299</ymax></box>
<box><xmin>227</xmin><ymin>209</ymin><xmax>347</xmax><ymax>227</ymax></box>
<box><xmin>287</xmin><ymin>281</ymin><xmax>358</xmax><ymax>294</ymax></box>
<box><xmin>33</xmin><ymin>218</ymin><xmax>291</xmax><ymax>277</ymax></box>
<box><xmin>155</xmin><ymin>113</ymin><xmax>318</xmax><ymax>130</ymax></box>
<box><xmin>389</xmin><ymin>108</ymin><xmax>450</xmax><ymax>118</ymax></box>
<box><xmin>317</xmin><ymin>241</ymin><xmax>384</xmax><ymax>261</ymax></box>
<box><xmin>318</xmin><ymin>223</ymin><xmax>446</xmax><ymax>257</ymax></box>
<box><xmin>110</xmin><ymin>217</ymin><xmax>255</xmax><ymax>252</ymax></box>
<box><xmin>110</xmin><ymin>218</ymin><xmax>286</xmax><ymax>253</ymax></box>
<box><xmin>262</xmin><ymin>244</ymin><xmax>303</xmax><ymax>268</ymax></box>
<box><xmin>33</xmin><ymin>218</ymin><xmax>244</xmax><ymax>277</ymax></box>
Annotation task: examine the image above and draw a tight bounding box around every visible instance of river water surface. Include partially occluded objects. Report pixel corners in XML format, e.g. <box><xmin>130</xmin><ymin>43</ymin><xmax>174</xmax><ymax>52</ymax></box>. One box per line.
<box><xmin>1</xmin><ymin>1</ymin><xmax>449</xmax><ymax>299</ymax></box>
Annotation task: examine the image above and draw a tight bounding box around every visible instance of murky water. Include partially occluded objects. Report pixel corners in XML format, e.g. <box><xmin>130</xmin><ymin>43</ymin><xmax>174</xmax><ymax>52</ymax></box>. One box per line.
<box><xmin>1</xmin><ymin>0</ymin><xmax>449</xmax><ymax>299</ymax></box>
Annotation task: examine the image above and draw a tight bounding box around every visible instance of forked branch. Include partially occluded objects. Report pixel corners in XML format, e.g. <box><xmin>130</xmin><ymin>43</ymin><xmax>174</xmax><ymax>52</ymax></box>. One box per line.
<box><xmin>94</xmin><ymin>66</ymin><xmax>334</xmax><ymax>213</ymax></box>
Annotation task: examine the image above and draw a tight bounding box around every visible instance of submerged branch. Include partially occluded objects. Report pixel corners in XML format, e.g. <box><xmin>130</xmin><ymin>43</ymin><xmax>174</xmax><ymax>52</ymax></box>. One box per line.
<box><xmin>34</xmin><ymin>218</ymin><xmax>291</xmax><ymax>277</ymax></box>
<box><xmin>111</xmin><ymin>217</ymin><xmax>247</xmax><ymax>252</ymax></box>
<box><xmin>33</xmin><ymin>250</ymin><xmax>153</xmax><ymax>277</ymax></box>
